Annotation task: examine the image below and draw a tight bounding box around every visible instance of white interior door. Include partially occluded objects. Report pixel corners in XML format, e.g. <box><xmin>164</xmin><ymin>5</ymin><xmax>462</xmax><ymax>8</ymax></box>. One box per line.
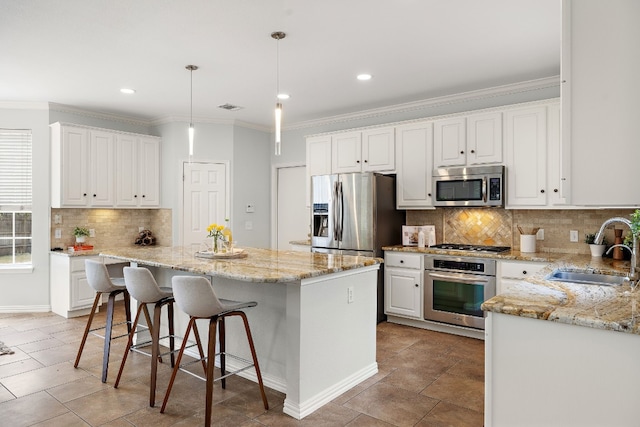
<box><xmin>276</xmin><ymin>166</ymin><xmax>310</xmax><ymax>250</ymax></box>
<box><xmin>182</xmin><ymin>162</ymin><xmax>228</xmax><ymax>252</ymax></box>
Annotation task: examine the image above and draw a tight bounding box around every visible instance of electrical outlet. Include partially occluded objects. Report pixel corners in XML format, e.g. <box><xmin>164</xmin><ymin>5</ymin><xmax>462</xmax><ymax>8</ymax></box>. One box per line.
<box><xmin>570</xmin><ymin>230</ymin><xmax>579</xmax><ymax>242</ymax></box>
<box><xmin>89</xmin><ymin>229</ymin><xmax>95</xmax><ymax>237</ymax></box>
<box><xmin>139</xmin><ymin>226</ymin><xmax>145</xmax><ymax>232</ymax></box>
<box><xmin>536</xmin><ymin>229</ymin><xmax>544</xmax><ymax>240</ymax></box>
<box><xmin>246</xmin><ymin>204</ymin><xmax>255</xmax><ymax>213</ymax></box>
<box><xmin>54</xmin><ymin>214</ymin><xmax>62</xmax><ymax>224</ymax></box>
<box><xmin>245</xmin><ymin>221</ymin><xmax>253</xmax><ymax>230</ymax></box>
<box><xmin>54</xmin><ymin>228</ymin><xmax>61</xmax><ymax>239</ymax></box>
<box><xmin>347</xmin><ymin>287</ymin><xmax>354</xmax><ymax>304</ymax></box>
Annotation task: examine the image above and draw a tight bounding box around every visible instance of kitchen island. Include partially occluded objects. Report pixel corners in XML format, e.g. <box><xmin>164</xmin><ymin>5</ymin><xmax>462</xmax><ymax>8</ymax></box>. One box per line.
<box><xmin>481</xmin><ymin>256</ymin><xmax>640</xmax><ymax>427</ymax></box>
<box><xmin>99</xmin><ymin>246</ymin><xmax>381</xmax><ymax>420</ymax></box>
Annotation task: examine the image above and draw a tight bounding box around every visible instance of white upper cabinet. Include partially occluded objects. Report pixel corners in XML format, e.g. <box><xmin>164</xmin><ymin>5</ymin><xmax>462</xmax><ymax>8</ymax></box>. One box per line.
<box><xmin>332</xmin><ymin>132</ymin><xmax>362</xmax><ymax>173</ymax></box>
<box><xmin>88</xmin><ymin>130</ymin><xmax>115</xmax><ymax>207</ymax></box>
<box><xmin>115</xmin><ymin>135</ymin><xmax>160</xmax><ymax>207</ymax></box>
<box><xmin>395</xmin><ymin>121</ymin><xmax>434</xmax><ymax>209</ymax></box>
<box><xmin>51</xmin><ymin>122</ymin><xmax>160</xmax><ymax>209</ymax></box>
<box><xmin>361</xmin><ymin>128</ymin><xmax>395</xmax><ymax>172</ymax></box>
<box><xmin>52</xmin><ymin>125</ymin><xmax>89</xmax><ymax>207</ymax></box>
<box><xmin>546</xmin><ymin>103</ymin><xmax>569</xmax><ymax>206</ymax></box>
<box><xmin>434</xmin><ymin>112</ymin><xmax>502</xmax><ymax>167</ymax></box>
<box><xmin>331</xmin><ymin>128</ymin><xmax>395</xmax><ymax>174</ymax></box>
<box><xmin>505</xmin><ymin>106</ymin><xmax>547</xmax><ymax>207</ymax></box>
<box><xmin>466</xmin><ymin>112</ymin><xmax>502</xmax><ymax>165</ymax></box>
<box><xmin>305</xmin><ymin>135</ymin><xmax>332</xmax><ymax>207</ymax></box>
<box><xmin>563</xmin><ymin>0</ymin><xmax>640</xmax><ymax>206</ymax></box>
<box><xmin>434</xmin><ymin>117</ymin><xmax>466</xmax><ymax>167</ymax></box>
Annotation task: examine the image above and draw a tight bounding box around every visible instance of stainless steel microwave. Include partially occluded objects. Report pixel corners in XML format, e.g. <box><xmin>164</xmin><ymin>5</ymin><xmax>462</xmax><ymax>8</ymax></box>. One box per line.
<box><xmin>432</xmin><ymin>165</ymin><xmax>505</xmax><ymax>207</ymax></box>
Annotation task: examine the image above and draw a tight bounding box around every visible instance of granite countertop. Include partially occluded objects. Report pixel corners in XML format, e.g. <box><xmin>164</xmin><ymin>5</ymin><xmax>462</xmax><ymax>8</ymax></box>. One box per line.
<box><xmin>95</xmin><ymin>245</ymin><xmax>380</xmax><ymax>283</ymax></box>
<box><xmin>383</xmin><ymin>245</ymin><xmax>640</xmax><ymax>335</ymax></box>
<box><xmin>382</xmin><ymin>244</ymin><xmax>555</xmax><ymax>262</ymax></box>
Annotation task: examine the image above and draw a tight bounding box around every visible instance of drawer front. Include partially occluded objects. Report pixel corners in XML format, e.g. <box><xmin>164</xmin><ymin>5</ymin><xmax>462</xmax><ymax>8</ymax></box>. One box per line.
<box><xmin>500</xmin><ymin>261</ymin><xmax>547</xmax><ymax>279</ymax></box>
<box><xmin>385</xmin><ymin>252</ymin><xmax>423</xmax><ymax>269</ymax></box>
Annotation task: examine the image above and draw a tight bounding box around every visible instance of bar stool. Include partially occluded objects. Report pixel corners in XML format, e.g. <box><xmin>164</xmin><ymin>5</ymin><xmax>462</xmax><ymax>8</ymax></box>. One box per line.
<box><xmin>161</xmin><ymin>276</ymin><xmax>268</xmax><ymax>426</ymax></box>
<box><xmin>74</xmin><ymin>259</ymin><xmax>132</xmax><ymax>383</ymax></box>
<box><xmin>114</xmin><ymin>266</ymin><xmax>176</xmax><ymax>407</ymax></box>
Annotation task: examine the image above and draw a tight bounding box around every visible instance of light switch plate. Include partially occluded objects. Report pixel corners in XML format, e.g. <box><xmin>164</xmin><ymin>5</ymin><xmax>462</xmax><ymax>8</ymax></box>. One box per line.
<box><xmin>245</xmin><ymin>221</ymin><xmax>253</xmax><ymax>230</ymax></box>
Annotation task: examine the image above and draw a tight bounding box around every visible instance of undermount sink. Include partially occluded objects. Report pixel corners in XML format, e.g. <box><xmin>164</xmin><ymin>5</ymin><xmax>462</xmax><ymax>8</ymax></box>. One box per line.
<box><xmin>545</xmin><ymin>269</ymin><xmax>627</xmax><ymax>286</ymax></box>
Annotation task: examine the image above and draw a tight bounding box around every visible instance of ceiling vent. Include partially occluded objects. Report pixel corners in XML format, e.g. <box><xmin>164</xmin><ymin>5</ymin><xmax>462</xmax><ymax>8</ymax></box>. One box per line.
<box><xmin>218</xmin><ymin>103</ymin><xmax>243</xmax><ymax>111</ymax></box>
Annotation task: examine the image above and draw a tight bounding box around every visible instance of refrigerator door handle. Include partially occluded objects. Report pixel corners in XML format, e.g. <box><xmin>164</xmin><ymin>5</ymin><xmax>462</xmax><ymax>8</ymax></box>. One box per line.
<box><xmin>338</xmin><ymin>181</ymin><xmax>344</xmax><ymax>241</ymax></box>
<box><xmin>332</xmin><ymin>180</ymin><xmax>339</xmax><ymax>242</ymax></box>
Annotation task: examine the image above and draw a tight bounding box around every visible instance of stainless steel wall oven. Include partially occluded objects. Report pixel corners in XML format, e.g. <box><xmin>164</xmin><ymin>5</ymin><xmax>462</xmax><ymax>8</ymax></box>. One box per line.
<box><xmin>424</xmin><ymin>255</ymin><xmax>496</xmax><ymax>329</ymax></box>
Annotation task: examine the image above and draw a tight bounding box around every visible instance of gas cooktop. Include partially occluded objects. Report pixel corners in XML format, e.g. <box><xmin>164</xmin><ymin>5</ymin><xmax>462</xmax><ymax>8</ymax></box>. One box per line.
<box><xmin>430</xmin><ymin>243</ymin><xmax>511</xmax><ymax>253</ymax></box>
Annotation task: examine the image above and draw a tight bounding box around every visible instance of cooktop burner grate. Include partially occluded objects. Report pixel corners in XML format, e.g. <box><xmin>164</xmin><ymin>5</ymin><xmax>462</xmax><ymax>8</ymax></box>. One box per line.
<box><xmin>430</xmin><ymin>243</ymin><xmax>511</xmax><ymax>253</ymax></box>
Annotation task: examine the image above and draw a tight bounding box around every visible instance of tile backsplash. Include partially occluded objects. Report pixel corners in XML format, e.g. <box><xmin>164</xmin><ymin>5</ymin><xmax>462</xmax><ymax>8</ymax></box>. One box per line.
<box><xmin>407</xmin><ymin>208</ymin><xmax>636</xmax><ymax>255</ymax></box>
<box><xmin>50</xmin><ymin>208</ymin><xmax>172</xmax><ymax>249</ymax></box>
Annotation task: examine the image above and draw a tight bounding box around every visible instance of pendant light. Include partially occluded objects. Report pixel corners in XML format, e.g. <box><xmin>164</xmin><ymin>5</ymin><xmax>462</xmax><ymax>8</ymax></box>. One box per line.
<box><xmin>271</xmin><ymin>31</ymin><xmax>286</xmax><ymax>156</ymax></box>
<box><xmin>185</xmin><ymin>65</ymin><xmax>198</xmax><ymax>160</ymax></box>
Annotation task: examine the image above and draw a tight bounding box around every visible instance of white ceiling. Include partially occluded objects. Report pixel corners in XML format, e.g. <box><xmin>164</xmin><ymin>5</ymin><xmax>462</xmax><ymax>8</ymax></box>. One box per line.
<box><xmin>0</xmin><ymin>0</ymin><xmax>561</xmax><ymax>129</ymax></box>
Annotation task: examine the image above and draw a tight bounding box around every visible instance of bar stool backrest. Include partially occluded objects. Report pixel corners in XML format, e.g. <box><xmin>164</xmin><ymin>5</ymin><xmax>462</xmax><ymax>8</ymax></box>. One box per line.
<box><xmin>171</xmin><ymin>276</ymin><xmax>225</xmax><ymax>318</ymax></box>
<box><xmin>85</xmin><ymin>259</ymin><xmax>119</xmax><ymax>293</ymax></box>
<box><xmin>123</xmin><ymin>266</ymin><xmax>169</xmax><ymax>303</ymax></box>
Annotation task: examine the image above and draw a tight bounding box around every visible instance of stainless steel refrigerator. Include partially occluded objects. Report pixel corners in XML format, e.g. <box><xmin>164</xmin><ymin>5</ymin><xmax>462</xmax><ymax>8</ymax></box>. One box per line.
<box><xmin>311</xmin><ymin>172</ymin><xmax>405</xmax><ymax>322</ymax></box>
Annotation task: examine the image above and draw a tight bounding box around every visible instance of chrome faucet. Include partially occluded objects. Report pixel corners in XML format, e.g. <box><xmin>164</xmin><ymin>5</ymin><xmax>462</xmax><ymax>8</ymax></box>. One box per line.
<box><xmin>595</xmin><ymin>217</ymin><xmax>639</xmax><ymax>283</ymax></box>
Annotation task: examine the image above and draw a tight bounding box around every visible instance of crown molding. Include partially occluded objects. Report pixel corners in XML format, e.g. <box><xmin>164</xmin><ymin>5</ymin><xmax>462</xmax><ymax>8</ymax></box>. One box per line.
<box><xmin>150</xmin><ymin>115</ymin><xmax>271</xmax><ymax>133</ymax></box>
<box><xmin>48</xmin><ymin>103</ymin><xmax>153</xmax><ymax>127</ymax></box>
<box><xmin>284</xmin><ymin>76</ymin><xmax>561</xmax><ymax>131</ymax></box>
<box><xmin>0</xmin><ymin>101</ymin><xmax>50</xmax><ymax>110</ymax></box>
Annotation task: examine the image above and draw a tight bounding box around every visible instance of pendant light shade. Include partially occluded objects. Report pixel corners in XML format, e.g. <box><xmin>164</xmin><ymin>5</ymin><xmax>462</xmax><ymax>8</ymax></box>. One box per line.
<box><xmin>271</xmin><ymin>31</ymin><xmax>286</xmax><ymax>156</ymax></box>
<box><xmin>186</xmin><ymin>65</ymin><xmax>198</xmax><ymax>159</ymax></box>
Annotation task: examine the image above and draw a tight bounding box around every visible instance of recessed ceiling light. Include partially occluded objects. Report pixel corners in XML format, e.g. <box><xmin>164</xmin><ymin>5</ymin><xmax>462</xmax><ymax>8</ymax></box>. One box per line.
<box><xmin>277</xmin><ymin>93</ymin><xmax>290</xmax><ymax>100</ymax></box>
<box><xmin>120</xmin><ymin>88</ymin><xmax>136</xmax><ymax>94</ymax></box>
<box><xmin>357</xmin><ymin>74</ymin><xmax>372</xmax><ymax>81</ymax></box>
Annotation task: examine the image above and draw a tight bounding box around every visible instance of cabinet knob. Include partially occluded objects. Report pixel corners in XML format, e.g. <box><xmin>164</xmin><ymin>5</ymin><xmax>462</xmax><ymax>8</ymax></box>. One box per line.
<box><xmin>142</xmin><ymin>195</ymin><xmax>146</xmax><ymax>198</ymax></box>
<box><xmin>93</xmin><ymin>194</ymin><xmax>96</xmax><ymax>197</ymax></box>
<box><xmin>415</xmin><ymin>284</ymin><xmax>419</xmax><ymax>287</ymax></box>
<box><xmin>356</xmin><ymin>160</ymin><xmax>360</xmax><ymax>163</ymax></box>
<box><xmin>460</xmin><ymin>150</ymin><xmax>464</xmax><ymax>154</ymax></box>
<box><xmin>523</xmin><ymin>270</ymin><xmax>527</xmax><ymax>275</ymax></box>
<box><xmin>470</xmin><ymin>149</ymin><xmax>475</xmax><ymax>153</ymax></box>
<box><xmin>134</xmin><ymin>195</ymin><xmax>137</xmax><ymax>198</ymax></box>
<box><xmin>83</xmin><ymin>193</ymin><xmax>87</xmax><ymax>197</ymax></box>
<box><xmin>428</xmin><ymin>193</ymin><xmax>432</xmax><ymax>197</ymax></box>
<box><xmin>540</xmin><ymin>189</ymin><xmax>545</xmax><ymax>194</ymax></box>
<box><xmin>554</xmin><ymin>188</ymin><xmax>559</xmax><ymax>193</ymax></box>
<box><xmin>400</xmin><ymin>260</ymin><xmax>404</xmax><ymax>263</ymax></box>
<box><xmin>364</xmin><ymin>159</ymin><xmax>368</xmax><ymax>163</ymax></box>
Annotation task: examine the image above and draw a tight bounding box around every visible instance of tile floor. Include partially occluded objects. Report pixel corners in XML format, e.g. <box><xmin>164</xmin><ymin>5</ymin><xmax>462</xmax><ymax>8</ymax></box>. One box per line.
<box><xmin>0</xmin><ymin>304</ymin><xmax>484</xmax><ymax>426</ymax></box>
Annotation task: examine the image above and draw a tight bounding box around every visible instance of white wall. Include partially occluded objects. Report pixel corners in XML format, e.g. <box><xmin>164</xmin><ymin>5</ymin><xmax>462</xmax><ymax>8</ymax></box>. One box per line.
<box><xmin>232</xmin><ymin>126</ymin><xmax>271</xmax><ymax>248</ymax></box>
<box><xmin>0</xmin><ymin>105</ymin><xmax>51</xmax><ymax>310</ymax></box>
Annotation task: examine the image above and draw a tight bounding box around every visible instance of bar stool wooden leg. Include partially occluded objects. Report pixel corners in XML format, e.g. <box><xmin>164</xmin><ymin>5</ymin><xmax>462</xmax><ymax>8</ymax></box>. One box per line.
<box><xmin>160</xmin><ymin>317</ymin><xmax>197</xmax><ymax>413</ymax></box>
<box><xmin>237</xmin><ymin>311</ymin><xmax>269</xmax><ymax>410</ymax></box>
<box><xmin>74</xmin><ymin>292</ymin><xmax>102</xmax><ymax>370</ymax></box>
<box><xmin>219</xmin><ymin>316</ymin><xmax>226</xmax><ymax>389</ymax></box>
<box><xmin>150</xmin><ymin>300</ymin><xmax>163</xmax><ymax>406</ymax></box>
<box><xmin>205</xmin><ymin>316</ymin><xmax>219</xmax><ymax>427</ymax></box>
<box><xmin>168</xmin><ymin>301</ymin><xmax>175</xmax><ymax>367</ymax></box>
<box><xmin>114</xmin><ymin>304</ymin><xmax>148</xmax><ymax>388</ymax></box>
<box><xmin>101</xmin><ymin>291</ymin><xmax>118</xmax><ymax>383</ymax></box>
<box><xmin>192</xmin><ymin>321</ymin><xmax>207</xmax><ymax>374</ymax></box>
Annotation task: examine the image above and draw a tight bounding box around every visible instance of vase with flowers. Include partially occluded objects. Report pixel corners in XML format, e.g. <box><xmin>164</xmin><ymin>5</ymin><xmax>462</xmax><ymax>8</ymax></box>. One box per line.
<box><xmin>206</xmin><ymin>223</ymin><xmax>226</xmax><ymax>253</ymax></box>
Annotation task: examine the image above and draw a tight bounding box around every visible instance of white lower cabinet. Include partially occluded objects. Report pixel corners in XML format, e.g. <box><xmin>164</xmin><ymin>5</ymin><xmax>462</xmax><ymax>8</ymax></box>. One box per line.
<box><xmin>497</xmin><ymin>260</ymin><xmax>548</xmax><ymax>294</ymax></box>
<box><xmin>50</xmin><ymin>254</ymin><xmax>123</xmax><ymax>318</ymax></box>
<box><xmin>384</xmin><ymin>252</ymin><xmax>424</xmax><ymax>319</ymax></box>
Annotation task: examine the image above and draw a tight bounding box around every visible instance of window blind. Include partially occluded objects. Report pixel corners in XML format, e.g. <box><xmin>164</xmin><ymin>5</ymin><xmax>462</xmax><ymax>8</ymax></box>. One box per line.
<box><xmin>0</xmin><ymin>129</ymin><xmax>32</xmax><ymax>211</ymax></box>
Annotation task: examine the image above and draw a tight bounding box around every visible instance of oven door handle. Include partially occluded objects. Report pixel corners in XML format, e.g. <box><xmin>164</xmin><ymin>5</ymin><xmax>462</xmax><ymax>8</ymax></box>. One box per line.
<box><xmin>427</xmin><ymin>271</ymin><xmax>491</xmax><ymax>285</ymax></box>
